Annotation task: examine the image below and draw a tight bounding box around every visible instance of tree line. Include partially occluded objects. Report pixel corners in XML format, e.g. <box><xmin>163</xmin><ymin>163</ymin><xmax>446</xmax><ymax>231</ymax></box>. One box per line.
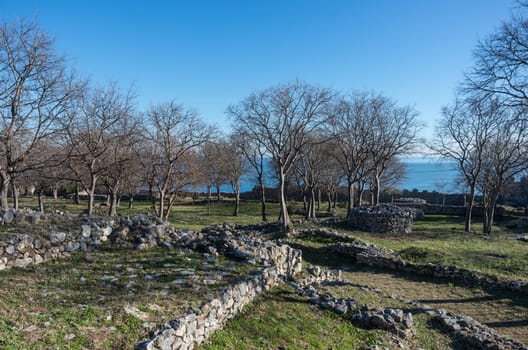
<box><xmin>0</xmin><ymin>19</ymin><xmax>423</xmax><ymax>232</ymax></box>
<box><xmin>6</xmin><ymin>13</ymin><xmax>528</xmax><ymax>235</ymax></box>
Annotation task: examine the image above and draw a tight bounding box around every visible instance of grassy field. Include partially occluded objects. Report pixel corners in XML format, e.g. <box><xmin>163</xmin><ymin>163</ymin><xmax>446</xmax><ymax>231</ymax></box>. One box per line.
<box><xmin>321</xmin><ymin>214</ymin><xmax>528</xmax><ymax>281</ymax></box>
<box><xmin>202</xmin><ymin>285</ymin><xmax>382</xmax><ymax>350</ymax></box>
<box><xmin>0</xmin><ymin>246</ymin><xmax>253</xmax><ymax>349</ymax></box>
<box><xmin>2</xmin><ymin>196</ymin><xmax>528</xmax><ymax>348</ymax></box>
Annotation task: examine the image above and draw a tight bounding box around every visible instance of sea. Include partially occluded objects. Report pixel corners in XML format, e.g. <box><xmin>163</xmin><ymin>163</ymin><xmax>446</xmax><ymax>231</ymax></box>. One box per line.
<box><xmin>399</xmin><ymin>158</ymin><xmax>459</xmax><ymax>192</ymax></box>
<box><xmin>212</xmin><ymin>157</ymin><xmax>460</xmax><ymax>194</ymax></box>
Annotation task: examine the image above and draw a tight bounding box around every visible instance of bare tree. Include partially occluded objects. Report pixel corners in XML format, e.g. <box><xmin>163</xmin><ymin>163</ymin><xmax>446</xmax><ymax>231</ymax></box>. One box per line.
<box><xmin>0</xmin><ymin>19</ymin><xmax>81</xmax><ymax>211</ymax></box>
<box><xmin>318</xmin><ymin>143</ymin><xmax>344</xmax><ymax>213</ymax></box>
<box><xmin>201</xmin><ymin>140</ymin><xmax>230</xmax><ymax>203</ymax></box>
<box><xmin>369</xmin><ymin>97</ymin><xmax>421</xmax><ymax>205</ymax></box>
<box><xmin>434</xmin><ymin>179</ymin><xmax>451</xmax><ymax>206</ymax></box>
<box><xmin>231</xmin><ymin>129</ymin><xmax>269</xmax><ymax>221</ymax></box>
<box><xmin>296</xmin><ymin>133</ymin><xmax>328</xmax><ymax>219</ymax></box>
<box><xmin>145</xmin><ymin>101</ymin><xmax>213</xmax><ymax>220</ymax></box>
<box><xmin>99</xmin><ymin>112</ymin><xmax>142</xmax><ymax>216</ymax></box>
<box><xmin>431</xmin><ymin>98</ymin><xmax>498</xmax><ymax>232</ymax></box>
<box><xmin>478</xmin><ymin>107</ymin><xmax>528</xmax><ymax>233</ymax></box>
<box><xmin>61</xmin><ymin>82</ymin><xmax>134</xmax><ymax>216</ymax></box>
<box><xmin>327</xmin><ymin>93</ymin><xmax>374</xmax><ymax>216</ymax></box>
<box><xmin>226</xmin><ymin>135</ymin><xmax>247</xmax><ymax>216</ymax></box>
<box><xmin>228</xmin><ymin>81</ymin><xmax>332</xmax><ymax>232</ymax></box>
<box><xmin>466</xmin><ymin>12</ymin><xmax>528</xmax><ymax>109</ymax></box>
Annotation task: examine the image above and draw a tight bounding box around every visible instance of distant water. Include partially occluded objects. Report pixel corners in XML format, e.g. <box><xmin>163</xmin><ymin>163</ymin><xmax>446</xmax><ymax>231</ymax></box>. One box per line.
<box><xmin>195</xmin><ymin>158</ymin><xmax>460</xmax><ymax>194</ymax></box>
<box><xmin>399</xmin><ymin>160</ymin><xmax>459</xmax><ymax>192</ymax></box>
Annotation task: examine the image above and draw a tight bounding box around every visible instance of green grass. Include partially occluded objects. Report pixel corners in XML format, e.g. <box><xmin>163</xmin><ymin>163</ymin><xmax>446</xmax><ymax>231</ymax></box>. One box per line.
<box><xmin>0</xmin><ymin>246</ymin><xmax>253</xmax><ymax>349</ymax></box>
<box><xmin>201</xmin><ymin>284</ymin><xmax>381</xmax><ymax>350</ymax></box>
<box><xmin>16</xmin><ymin>196</ymin><xmax>284</xmax><ymax>231</ymax></box>
<box><xmin>303</xmin><ymin>214</ymin><xmax>528</xmax><ymax>281</ymax></box>
<box><xmin>4</xmin><ymin>196</ymin><xmax>528</xmax><ymax>348</ymax></box>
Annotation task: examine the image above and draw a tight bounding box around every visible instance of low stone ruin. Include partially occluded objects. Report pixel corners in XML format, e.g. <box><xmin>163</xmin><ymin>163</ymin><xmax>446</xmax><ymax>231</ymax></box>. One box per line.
<box><xmin>305</xmin><ymin>228</ymin><xmax>528</xmax><ymax>295</ymax></box>
<box><xmin>348</xmin><ymin>205</ymin><xmax>415</xmax><ymax>233</ymax></box>
<box><xmin>394</xmin><ymin>197</ymin><xmax>427</xmax><ymax>205</ymax></box>
<box><xmin>291</xmin><ymin>265</ymin><xmax>415</xmax><ymax>349</ymax></box>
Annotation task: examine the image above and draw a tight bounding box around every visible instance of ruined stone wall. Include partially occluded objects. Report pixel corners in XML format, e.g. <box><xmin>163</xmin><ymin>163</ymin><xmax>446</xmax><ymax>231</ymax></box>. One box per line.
<box><xmin>134</xmin><ymin>224</ymin><xmax>302</xmax><ymax>350</ymax></box>
<box><xmin>0</xmin><ymin>211</ymin><xmax>303</xmax><ymax>350</ymax></box>
<box><xmin>136</xmin><ymin>267</ymin><xmax>281</xmax><ymax>350</ymax></box>
<box><xmin>348</xmin><ymin>205</ymin><xmax>414</xmax><ymax>233</ymax></box>
<box><xmin>314</xmin><ymin>230</ymin><xmax>528</xmax><ymax>295</ymax></box>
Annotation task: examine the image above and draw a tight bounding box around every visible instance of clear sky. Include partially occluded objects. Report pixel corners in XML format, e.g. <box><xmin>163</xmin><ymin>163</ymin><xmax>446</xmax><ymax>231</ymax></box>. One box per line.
<box><xmin>0</xmin><ymin>0</ymin><xmax>520</xmax><ymax>139</ymax></box>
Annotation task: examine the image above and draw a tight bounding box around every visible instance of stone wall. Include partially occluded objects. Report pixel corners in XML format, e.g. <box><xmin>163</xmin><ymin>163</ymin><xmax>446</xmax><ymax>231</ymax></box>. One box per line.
<box><xmin>135</xmin><ymin>224</ymin><xmax>303</xmax><ymax>350</ymax></box>
<box><xmin>0</xmin><ymin>212</ymin><xmax>188</xmax><ymax>270</ymax></box>
<box><xmin>391</xmin><ymin>203</ymin><xmax>514</xmax><ymax>217</ymax></box>
<box><xmin>310</xmin><ymin>229</ymin><xmax>528</xmax><ymax>295</ymax></box>
<box><xmin>136</xmin><ymin>267</ymin><xmax>281</xmax><ymax>350</ymax></box>
<box><xmin>0</xmin><ymin>211</ymin><xmax>303</xmax><ymax>350</ymax></box>
<box><xmin>291</xmin><ymin>266</ymin><xmax>414</xmax><ymax>349</ymax></box>
<box><xmin>348</xmin><ymin>205</ymin><xmax>414</xmax><ymax>233</ymax></box>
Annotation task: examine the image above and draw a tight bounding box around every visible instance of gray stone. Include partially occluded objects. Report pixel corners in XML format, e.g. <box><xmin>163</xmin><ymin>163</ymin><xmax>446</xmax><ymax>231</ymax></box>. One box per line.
<box><xmin>34</xmin><ymin>254</ymin><xmax>44</xmax><ymax>264</ymax></box>
<box><xmin>15</xmin><ymin>241</ymin><xmax>26</xmax><ymax>252</ymax></box>
<box><xmin>101</xmin><ymin>226</ymin><xmax>113</xmax><ymax>236</ymax></box>
<box><xmin>403</xmin><ymin>312</ymin><xmax>413</xmax><ymax>328</ymax></box>
<box><xmin>2</xmin><ymin>210</ymin><xmax>14</xmax><ymax>224</ymax></box>
<box><xmin>81</xmin><ymin>225</ymin><xmax>91</xmax><ymax>238</ymax></box>
<box><xmin>334</xmin><ymin>303</ymin><xmax>348</xmax><ymax>314</ymax></box>
<box><xmin>135</xmin><ymin>340</ymin><xmax>155</xmax><ymax>350</ymax></box>
<box><xmin>14</xmin><ymin>258</ymin><xmax>33</xmax><ymax>267</ymax></box>
<box><xmin>5</xmin><ymin>245</ymin><xmax>15</xmax><ymax>255</ymax></box>
<box><xmin>28</xmin><ymin>212</ymin><xmax>41</xmax><ymax>224</ymax></box>
<box><xmin>66</xmin><ymin>242</ymin><xmax>80</xmax><ymax>252</ymax></box>
<box><xmin>34</xmin><ymin>239</ymin><xmax>42</xmax><ymax>249</ymax></box>
<box><xmin>48</xmin><ymin>232</ymin><xmax>66</xmax><ymax>244</ymax></box>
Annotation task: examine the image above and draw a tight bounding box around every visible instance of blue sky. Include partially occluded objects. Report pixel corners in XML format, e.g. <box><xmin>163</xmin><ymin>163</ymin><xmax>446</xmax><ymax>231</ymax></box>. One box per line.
<box><xmin>0</xmin><ymin>0</ymin><xmax>519</xmax><ymax>138</ymax></box>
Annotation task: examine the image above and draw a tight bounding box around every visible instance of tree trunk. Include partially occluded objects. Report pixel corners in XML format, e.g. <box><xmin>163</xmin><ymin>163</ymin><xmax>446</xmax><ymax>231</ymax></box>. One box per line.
<box><xmin>358</xmin><ymin>187</ymin><xmax>364</xmax><ymax>206</ymax></box>
<box><xmin>465</xmin><ymin>185</ymin><xmax>476</xmax><ymax>232</ymax></box>
<box><xmin>165</xmin><ymin>193</ymin><xmax>177</xmax><ymax>221</ymax></box>
<box><xmin>307</xmin><ymin>187</ymin><xmax>316</xmax><ymax>219</ymax></box>
<box><xmin>207</xmin><ymin>185</ymin><xmax>212</xmax><ymax>216</ymax></box>
<box><xmin>216</xmin><ymin>186</ymin><xmax>221</xmax><ymax>202</ymax></box>
<box><xmin>346</xmin><ymin>179</ymin><xmax>354</xmax><ymax>219</ymax></box>
<box><xmin>74</xmin><ymin>182</ymin><xmax>80</xmax><ymax>204</ymax></box>
<box><xmin>232</xmin><ymin>180</ymin><xmax>240</xmax><ymax>216</ymax></box>
<box><xmin>53</xmin><ymin>186</ymin><xmax>58</xmax><ymax>200</ymax></box>
<box><xmin>0</xmin><ymin>171</ymin><xmax>10</xmax><ymax>211</ymax></box>
<box><xmin>317</xmin><ymin>188</ymin><xmax>321</xmax><ymax>212</ymax></box>
<box><xmin>108</xmin><ymin>190</ymin><xmax>118</xmax><ymax>217</ymax></box>
<box><xmin>38</xmin><ymin>190</ymin><xmax>45</xmax><ymax>213</ymax></box>
<box><xmin>327</xmin><ymin>190</ymin><xmax>332</xmax><ymax>212</ymax></box>
<box><xmin>302</xmin><ymin>190</ymin><xmax>307</xmax><ymax>211</ymax></box>
<box><xmin>11</xmin><ymin>182</ymin><xmax>19</xmax><ymax>210</ymax></box>
<box><xmin>158</xmin><ymin>190</ymin><xmax>165</xmax><ymax>220</ymax></box>
<box><xmin>278</xmin><ymin>169</ymin><xmax>291</xmax><ymax>232</ymax></box>
<box><xmin>259</xmin><ymin>180</ymin><xmax>267</xmax><ymax>222</ymax></box>
<box><xmin>128</xmin><ymin>194</ymin><xmax>134</xmax><ymax>209</ymax></box>
<box><xmin>149</xmin><ymin>183</ymin><xmax>156</xmax><ymax>214</ymax></box>
<box><xmin>483</xmin><ymin>191</ymin><xmax>500</xmax><ymax>234</ymax></box>
<box><xmin>373</xmin><ymin>173</ymin><xmax>381</xmax><ymax>206</ymax></box>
